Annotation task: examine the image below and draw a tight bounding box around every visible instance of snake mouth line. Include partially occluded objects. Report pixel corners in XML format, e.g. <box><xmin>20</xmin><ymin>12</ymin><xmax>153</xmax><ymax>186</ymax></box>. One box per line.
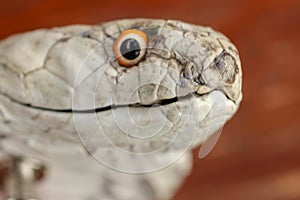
<box><xmin>1</xmin><ymin>92</ymin><xmax>204</xmax><ymax>114</ymax></box>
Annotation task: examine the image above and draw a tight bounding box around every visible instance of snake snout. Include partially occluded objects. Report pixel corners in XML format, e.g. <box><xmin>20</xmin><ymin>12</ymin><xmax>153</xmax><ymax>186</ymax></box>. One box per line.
<box><xmin>171</xmin><ymin>30</ymin><xmax>242</xmax><ymax>104</ymax></box>
<box><xmin>201</xmin><ymin>51</ymin><xmax>242</xmax><ymax>103</ymax></box>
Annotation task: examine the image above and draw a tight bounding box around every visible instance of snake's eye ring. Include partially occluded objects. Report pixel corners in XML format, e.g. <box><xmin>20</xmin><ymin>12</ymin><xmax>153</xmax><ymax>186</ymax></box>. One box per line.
<box><xmin>114</xmin><ymin>29</ymin><xmax>148</xmax><ymax>67</ymax></box>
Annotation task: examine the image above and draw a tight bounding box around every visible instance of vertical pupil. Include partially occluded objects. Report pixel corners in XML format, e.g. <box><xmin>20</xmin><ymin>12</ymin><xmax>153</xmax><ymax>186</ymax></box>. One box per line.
<box><xmin>120</xmin><ymin>38</ymin><xmax>141</xmax><ymax>60</ymax></box>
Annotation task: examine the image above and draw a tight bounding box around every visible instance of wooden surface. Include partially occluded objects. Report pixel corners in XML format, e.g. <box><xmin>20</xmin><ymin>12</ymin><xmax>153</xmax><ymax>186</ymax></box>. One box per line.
<box><xmin>1</xmin><ymin>0</ymin><xmax>300</xmax><ymax>199</ymax></box>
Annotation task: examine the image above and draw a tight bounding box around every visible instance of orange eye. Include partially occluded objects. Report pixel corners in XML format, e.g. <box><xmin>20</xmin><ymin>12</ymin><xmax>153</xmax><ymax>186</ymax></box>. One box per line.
<box><xmin>113</xmin><ymin>29</ymin><xmax>148</xmax><ymax>67</ymax></box>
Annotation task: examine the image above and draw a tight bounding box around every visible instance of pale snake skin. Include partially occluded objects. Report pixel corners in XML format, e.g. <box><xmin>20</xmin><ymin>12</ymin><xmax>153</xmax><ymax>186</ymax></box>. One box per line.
<box><xmin>0</xmin><ymin>19</ymin><xmax>242</xmax><ymax>200</ymax></box>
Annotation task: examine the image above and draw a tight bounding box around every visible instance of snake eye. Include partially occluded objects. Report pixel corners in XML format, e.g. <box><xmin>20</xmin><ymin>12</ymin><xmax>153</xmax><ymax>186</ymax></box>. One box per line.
<box><xmin>114</xmin><ymin>29</ymin><xmax>148</xmax><ymax>67</ymax></box>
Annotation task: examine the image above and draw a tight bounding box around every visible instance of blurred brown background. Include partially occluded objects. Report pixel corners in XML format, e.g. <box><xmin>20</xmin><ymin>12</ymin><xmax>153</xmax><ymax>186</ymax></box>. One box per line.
<box><xmin>0</xmin><ymin>0</ymin><xmax>300</xmax><ymax>199</ymax></box>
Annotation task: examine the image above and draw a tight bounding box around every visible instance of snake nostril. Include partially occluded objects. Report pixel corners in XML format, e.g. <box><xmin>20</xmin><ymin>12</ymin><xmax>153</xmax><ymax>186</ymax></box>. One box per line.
<box><xmin>181</xmin><ymin>63</ymin><xmax>205</xmax><ymax>86</ymax></box>
<box><xmin>193</xmin><ymin>74</ymin><xmax>206</xmax><ymax>85</ymax></box>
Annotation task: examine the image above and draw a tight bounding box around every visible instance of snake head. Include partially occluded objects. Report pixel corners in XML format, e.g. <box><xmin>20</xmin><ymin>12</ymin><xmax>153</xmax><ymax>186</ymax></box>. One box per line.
<box><xmin>0</xmin><ymin>19</ymin><xmax>242</xmax><ymax>171</ymax></box>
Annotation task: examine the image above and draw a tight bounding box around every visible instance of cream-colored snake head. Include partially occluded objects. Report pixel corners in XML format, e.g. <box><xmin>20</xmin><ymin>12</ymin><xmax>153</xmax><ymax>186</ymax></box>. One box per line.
<box><xmin>0</xmin><ymin>19</ymin><xmax>242</xmax><ymax>171</ymax></box>
<box><xmin>0</xmin><ymin>18</ymin><xmax>242</xmax><ymax>200</ymax></box>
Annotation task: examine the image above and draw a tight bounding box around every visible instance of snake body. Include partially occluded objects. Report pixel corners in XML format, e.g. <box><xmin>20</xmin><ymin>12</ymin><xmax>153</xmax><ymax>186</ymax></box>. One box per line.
<box><xmin>0</xmin><ymin>19</ymin><xmax>242</xmax><ymax>200</ymax></box>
